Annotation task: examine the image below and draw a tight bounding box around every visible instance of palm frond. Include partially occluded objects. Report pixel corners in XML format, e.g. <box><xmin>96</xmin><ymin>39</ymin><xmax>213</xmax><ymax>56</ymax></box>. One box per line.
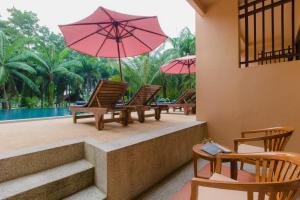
<box><xmin>65</xmin><ymin>71</ymin><xmax>83</xmax><ymax>82</ymax></box>
<box><xmin>10</xmin><ymin>51</ymin><xmax>49</xmax><ymax>69</ymax></box>
<box><xmin>6</xmin><ymin>62</ymin><xmax>36</xmax><ymax>74</ymax></box>
<box><xmin>11</xmin><ymin>70</ymin><xmax>40</xmax><ymax>94</ymax></box>
<box><xmin>58</xmin><ymin>48</ymin><xmax>72</xmax><ymax>61</ymax></box>
<box><xmin>0</xmin><ymin>66</ymin><xmax>8</xmax><ymax>86</ymax></box>
<box><xmin>53</xmin><ymin>66</ymin><xmax>83</xmax><ymax>82</ymax></box>
<box><xmin>52</xmin><ymin>66</ymin><xmax>68</xmax><ymax>74</ymax></box>
<box><xmin>57</xmin><ymin>60</ymin><xmax>82</xmax><ymax>69</ymax></box>
<box><xmin>0</xmin><ymin>31</ymin><xmax>6</xmax><ymax>63</ymax></box>
<box><xmin>149</xmin><ymin>70</ymin><xmax>161</xmax><ymax>84</ymax></box>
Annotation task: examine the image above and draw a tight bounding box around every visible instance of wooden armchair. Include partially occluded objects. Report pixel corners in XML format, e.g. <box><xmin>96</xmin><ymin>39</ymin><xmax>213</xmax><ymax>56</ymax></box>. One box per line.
<box><xmin>234</xmin><ymin>127</ymin><xmax>294</xmax><ymax>169</ymax></box>
<box><xmin>191</xmin><ymin>152</ymin><xmax>300</xmax><ymax>200</ymax></box>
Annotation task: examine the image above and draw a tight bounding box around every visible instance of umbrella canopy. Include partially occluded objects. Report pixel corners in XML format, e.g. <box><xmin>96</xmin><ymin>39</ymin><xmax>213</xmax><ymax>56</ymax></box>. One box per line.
<box><xmin>160</xmin><ymin>55</ymin><xmax>196</xmax><ymax>75</ymax></box>
<box><xmin>59</xmin><ymin>6</ymin><xmax>168</xmax><ymax>81</ymax></box>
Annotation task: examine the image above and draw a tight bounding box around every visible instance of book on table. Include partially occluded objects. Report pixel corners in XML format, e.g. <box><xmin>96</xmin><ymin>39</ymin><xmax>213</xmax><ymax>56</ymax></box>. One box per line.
<box><xmin>201</xmin><ymin>142</ymin><xmax>232</xmax><ymax>155</ymax></box>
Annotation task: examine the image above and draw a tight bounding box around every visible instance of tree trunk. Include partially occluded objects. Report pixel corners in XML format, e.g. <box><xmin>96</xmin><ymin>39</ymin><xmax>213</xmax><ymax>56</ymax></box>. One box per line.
<box><xmin>163</xmin><ymin>84</ymin><xmax>167</xmax><ymax>98</ymax></box>
<box><xmin>48</xmin><ymin>81</ymin><xmax>55</xmax><ymax>107</ymax></box>
<box><xmin>2</xmin><ymin>86</ymin><xmax>10</xmax><ymax>110</ymax></box>
<box><xmin>41</xmin><ymin>81</ymin><xmax>44</xmax><ymax>108</ymax></box>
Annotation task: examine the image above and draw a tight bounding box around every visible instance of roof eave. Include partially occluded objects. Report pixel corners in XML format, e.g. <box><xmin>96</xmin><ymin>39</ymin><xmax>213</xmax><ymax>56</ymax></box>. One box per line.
<box><xmin>186</xmin><ymin>0</ymin><xmax>207</xmax><ymax>16</ymax></box>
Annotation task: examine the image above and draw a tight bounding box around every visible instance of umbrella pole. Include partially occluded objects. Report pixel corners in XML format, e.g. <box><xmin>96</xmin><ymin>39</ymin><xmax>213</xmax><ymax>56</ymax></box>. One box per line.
<box><xmin>117</xmin><ymin>41</ymin><xmax>123</xmax><ymax>81</ymax></box>
<box><xmin>188</xmin><ymin>64</ymin><xmax>191</xmax><ymax>89</ymax></box>
<box><xmin>118</xmin><ymin>57</ymin><xmax>123</xmax><ymax>82</ymax></box>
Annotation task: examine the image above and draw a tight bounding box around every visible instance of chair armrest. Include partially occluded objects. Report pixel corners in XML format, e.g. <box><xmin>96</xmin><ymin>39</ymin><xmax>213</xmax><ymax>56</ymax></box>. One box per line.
<box><xmin>241</xmin><ymin>130</ymin><xmax>267</xmax><ymax>138</ymax></box>
<box><xmin>192</xmin><ymin>177</ymin><xmax>248</xmax><ymax>190</ymax></box>
<box><xmin>241</xmin><ymin>127</ymin><xmax>286</xmax><ymax>138</ymax></box>
<box><xmin>233</xmin><ymin>136</ymin><xmax>267</xmax><ymax>152</ymax></box>
<box><xmin>234</xmin><ymin>136</ymin><xmax>269</xmax><ymax>143</ymax></box>
<box><xmin>215</xmin><ymin>152</ymin><xmax>294</xmax><ymax>165</ymax></box>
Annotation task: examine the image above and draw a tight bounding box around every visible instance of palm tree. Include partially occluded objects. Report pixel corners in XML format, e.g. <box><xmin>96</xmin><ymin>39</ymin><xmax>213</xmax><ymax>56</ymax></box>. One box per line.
<box><xmin>158</xmin><ymin>27</ymin><xmax>196</xmax><ymax>97</ymax></box>
<box><xmin>31</xmin><ymin>45</ymin><xmax>83</xmax><ymax>106</ymax></box>
<box><xmin>169</xmin><ymin>27</ymin><xmax>195</xmax><ymax>57</ymax></box>
<box><xmin>122</xmin><ymin>54</ymin><xmax>150</xmax><ymax>95</ymax></box>
<box><xmin>75</xmin><ymin>57</ymin><xmax>101</xmax><ymax>98</ymax></box>
<box><xmin>149</xmin><ymin>46</ymin><xmax>180</xmax><ymax>98</ymax></box>
<box><xmin>0</xmin><ymin>31</ymin><xmax>39</xmax><ymax>109</ymax></box>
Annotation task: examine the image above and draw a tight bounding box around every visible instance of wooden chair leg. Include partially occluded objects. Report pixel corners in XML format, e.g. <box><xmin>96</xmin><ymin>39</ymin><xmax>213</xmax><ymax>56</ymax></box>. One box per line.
<box><xmin>183</xmin><ymin>106</ymin><xmax>189</xmax><ymax>115</ymax></box>
<box><xmin>95</xmin><ymin>113</ymin><xmax>104</xmax><ymax>130</ymax></box>
<box><xmin>210</xmin><ymin>161</ymin><xmax>215</xmax><ymax>175</ymax></box>
<box><xmin>230</xmin><ymin>160</ymin><xmax>238</xmax><ymax>180</ymax></box>
<box><xmin>155</xmin><ymin>108</ymin><xmax>161</xmax><ymax>121</ymax></box>
<box><xmin>72</xmin><ymin>112</ymin><xmax>77</xmax><ymax>123</ymax></box>
<box><xmin>240</xmin><ymin>161</ymin><xmax>244</xmax><ymax>170</ymax></box>
<box><xmin>137</xmin><ymin>109</ymin><xmax>145</xmax><ymax>123</ymax></box>
<box><xmin>127</xmin><ymin>111</ymin><xmax>133</xmax><ymax>123</ymax></box>
<box><xmin>192</xmin><ymin>106</ymin><xmax>196</xmax><ymax>114</ymax></box>
<box><xmin>120</xmin><ymin>110</ymin><xmax>129</xmax><ymax>126</ymax></box>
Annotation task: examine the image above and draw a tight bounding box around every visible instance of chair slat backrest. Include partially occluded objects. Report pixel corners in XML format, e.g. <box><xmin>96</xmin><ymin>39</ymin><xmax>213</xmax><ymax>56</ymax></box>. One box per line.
<box><xmin>262</xmin><ymin>128</ymin><xmax>293</xmax><ymax>152</ymax></box>
<box><xmin>175</xmin><ymin>90</ymin><xmax>195</xmax><ymax>104</ymax></box>
<box><xmin>126</xmin><ymin>85</ymin><xmax>161</xmax><ymax>106</ymax></box>
<box><xmin>86</xmin><ymin>80</ymin><xmax>128</xmax><ymax>109</ymax></box>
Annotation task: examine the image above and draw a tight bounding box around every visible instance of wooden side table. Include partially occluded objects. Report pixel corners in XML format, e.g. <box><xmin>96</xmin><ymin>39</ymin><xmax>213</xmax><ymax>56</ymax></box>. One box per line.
<box><xmin>193</xmin><ymin>143</ymin><xmax>237</xmax><ymax>179</ymax></box>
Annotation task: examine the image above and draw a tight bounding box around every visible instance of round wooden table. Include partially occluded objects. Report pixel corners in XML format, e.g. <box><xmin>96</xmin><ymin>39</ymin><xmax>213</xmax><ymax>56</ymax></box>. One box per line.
<box><xmin>193</xmin><ymin>143</ymin><xmax>237</xmax><ymax>179</ymax></box>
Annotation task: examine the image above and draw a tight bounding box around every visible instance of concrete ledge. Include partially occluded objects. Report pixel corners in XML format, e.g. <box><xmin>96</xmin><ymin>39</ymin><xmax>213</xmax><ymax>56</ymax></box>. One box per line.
<box><xmin>0</xmin><ymin>120</ymin><xmax>207</xmax><ymax>200</ymax></box>
<box><xmin>85</xmin><ymin>121</ymin><xmax>207</xmax><ymax>200</ymax></box>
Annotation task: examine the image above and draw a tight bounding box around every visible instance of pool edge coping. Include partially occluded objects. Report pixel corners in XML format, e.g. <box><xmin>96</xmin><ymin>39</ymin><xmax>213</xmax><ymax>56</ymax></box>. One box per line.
<box><xmin>0</xmin><ymin>115</ymin><xmax>72</xmax><ymax>124</ymax></box>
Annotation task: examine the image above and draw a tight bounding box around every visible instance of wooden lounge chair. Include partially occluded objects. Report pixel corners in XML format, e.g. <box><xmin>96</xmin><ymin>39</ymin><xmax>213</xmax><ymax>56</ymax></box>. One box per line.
<box><xmin>189</xmin><ymin>152</ymin><xmax>300</xmax><ymax>200</ymax></box>
<box><xmin>160</xmin><ymin>90</ymin><xmax>196</xmax><ymax>115</ymax></box>
<box><xmin>115</xmin><ymin>85</ymin><xmax>162</xmax><ymax>123</ymax></box>
<box><xmin>234</xmin><ymin>127</ymin><xmax>294</xmax><ymax>170</ymax></box>
<box><xmin>70</xmin><ymin>80</ymin><xmax>129</xmax><ymax>130</ymax></box>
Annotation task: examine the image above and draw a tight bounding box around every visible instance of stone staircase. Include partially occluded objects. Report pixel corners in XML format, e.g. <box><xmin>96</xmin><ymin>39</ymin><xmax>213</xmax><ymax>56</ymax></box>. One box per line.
<box><xmin>0</xmin><ymin>141</ymin><xmax>106</xmax><ymax>200</ymax></box>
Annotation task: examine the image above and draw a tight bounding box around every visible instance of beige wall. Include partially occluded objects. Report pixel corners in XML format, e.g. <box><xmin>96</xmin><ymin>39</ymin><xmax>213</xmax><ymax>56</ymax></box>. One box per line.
<box><xmin>196</xmin><ymin>0</ymin><xmax>300</xmax><ymax>152</ymax></box>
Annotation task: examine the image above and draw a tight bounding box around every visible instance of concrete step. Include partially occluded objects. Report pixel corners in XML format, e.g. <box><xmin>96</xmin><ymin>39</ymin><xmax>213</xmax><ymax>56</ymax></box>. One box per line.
<box><xmin>0</xmin><ymin>160</ymin><xmax>94</xmax><ymax>200</ymax></box>
<box><xmin>0</xmin><ymin>140</ymin><xmax>84</xmax><ymax>183</ymax></box>
<box><xmin>63</xmin><ymin>186</ymin><xmax>106</xmax><ymax>200</ymax></box>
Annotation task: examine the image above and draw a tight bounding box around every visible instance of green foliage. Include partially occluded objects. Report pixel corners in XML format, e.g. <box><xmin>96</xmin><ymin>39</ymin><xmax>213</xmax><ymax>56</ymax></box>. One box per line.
<box><xmin>0</xmin><ymin>30</ymin><xmax>40</xmax><ymax>108</ymax></box>
<box><xmin>7</xmin><ymin>7</ymin><xmax>39</xmax><ymax>36</ymax></box>
<box><xmin>123</xmin><ymin>28</ymin><xmax>196</xmax><ymax>99</ymax></box>
<box><xmin>0</xmin><ymin>7</ymin><xmax>195</xmax><ymax>109</ymax></box>
<box><xmin>22</xmin><ymin>96</ymin><xmax>39</xmax><ymax>108</ymax></box>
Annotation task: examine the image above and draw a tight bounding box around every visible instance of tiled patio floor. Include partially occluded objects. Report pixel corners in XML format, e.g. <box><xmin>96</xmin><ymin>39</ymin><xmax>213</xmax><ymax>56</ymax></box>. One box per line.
<box><xmin>138</xmin><ymin>161</ymin><xmax>300</xmax><ymax>200</ymax></box>
<box><xmin>0</xmin><ymin>112</ymin><xmax>196</xmax><ymax>153</ymax></box>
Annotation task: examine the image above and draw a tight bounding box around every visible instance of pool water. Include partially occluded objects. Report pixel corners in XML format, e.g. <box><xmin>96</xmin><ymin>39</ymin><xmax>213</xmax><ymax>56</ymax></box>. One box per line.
<box><xmin>0</xmin><ymin>108</ymin><xmax>71</xmax><ymax>121</ymax></box>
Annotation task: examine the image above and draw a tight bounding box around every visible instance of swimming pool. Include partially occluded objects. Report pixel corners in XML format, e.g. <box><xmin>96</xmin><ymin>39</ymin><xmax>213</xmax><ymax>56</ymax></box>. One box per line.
<box><xmin>0</xmin><ymin>108</ymin><xmax>71</xmax><ymax>121</ymax></box>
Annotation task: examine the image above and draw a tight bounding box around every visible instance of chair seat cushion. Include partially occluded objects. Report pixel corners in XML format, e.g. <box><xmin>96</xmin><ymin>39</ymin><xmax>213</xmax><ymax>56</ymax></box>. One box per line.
<box><xmin>197</xmin><ymin>162</ymin><xmax>256</xmax><ymax>182</ymax></box>
<box><xmin>238</xmin><ymin>144</ymin><xmax>264</xmax><ymax>153</ymax></box>
<box><xmin>169</xmin><ymin>164</ymin><xmax>255</xmax><ymax>200</ymax></box>
<box><xmin>197</xmin><ymin>173</ymin><xmax>269</xmax><ymax>200</ymax></box>
<box><xmin>209</xmin><ymin>173</ymin><xmax>238</xmax><ymax>182</ymax></box>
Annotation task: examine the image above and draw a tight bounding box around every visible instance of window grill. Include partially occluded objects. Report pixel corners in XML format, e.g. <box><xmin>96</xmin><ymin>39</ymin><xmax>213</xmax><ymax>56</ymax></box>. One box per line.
<box><xmin>239</xmin><ymin>0</ymin><xmax>297</xmax><ymax>67</ymax></box>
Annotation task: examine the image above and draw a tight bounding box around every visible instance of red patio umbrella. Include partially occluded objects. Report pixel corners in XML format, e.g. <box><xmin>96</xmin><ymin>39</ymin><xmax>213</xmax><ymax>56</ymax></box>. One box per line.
<box><xmin>59</xmin><ymin>6</ymin><xmax>168</xmax><ymax>81</ymax></box>
<box><xmin>160</xmin><ymin>55</ymin><xmax>196</xmax><ymax>75</ymax></box>
<box><xmin>160</xmin><ymin>55</ymin><xmax>196</xmax><ymax>89</ymax></box>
